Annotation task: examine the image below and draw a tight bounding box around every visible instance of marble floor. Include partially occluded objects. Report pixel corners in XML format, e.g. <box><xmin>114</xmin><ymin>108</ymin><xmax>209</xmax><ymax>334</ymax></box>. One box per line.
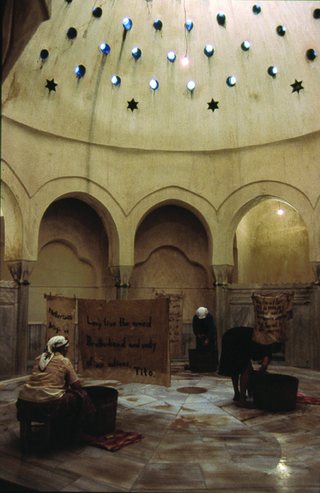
<box><xmin>1</xmin><ymin>362</ymin><xmax>320</xmax><ymax>492</ymax></box>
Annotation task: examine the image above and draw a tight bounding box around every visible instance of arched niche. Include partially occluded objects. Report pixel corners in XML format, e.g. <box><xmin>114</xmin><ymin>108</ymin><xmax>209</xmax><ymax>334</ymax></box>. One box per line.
<box><xmin>234</xmin><ymin>199</ymin><xmax>314</xmax><ymax>284</ymax></box>
<box><xmin>29</xmin><ymin>197</ymin><xmax>116</xmax><ymax>322</ymax></box>
<box><xmin>130</xmin><ymin>204</ymin><xmax>215</xmax><ymax>321</ymax></box>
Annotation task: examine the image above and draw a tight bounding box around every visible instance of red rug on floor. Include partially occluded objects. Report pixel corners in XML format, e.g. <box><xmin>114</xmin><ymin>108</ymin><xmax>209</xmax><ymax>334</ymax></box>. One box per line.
<box><xmin>89</xmin><ymin>429</ymin><xmax>144</xmax><ymax>452</ymax></box>
<box><xmin>297</xmin><ymin>393</ymin><xmax>320</xmax><ymax>404</ymax></box>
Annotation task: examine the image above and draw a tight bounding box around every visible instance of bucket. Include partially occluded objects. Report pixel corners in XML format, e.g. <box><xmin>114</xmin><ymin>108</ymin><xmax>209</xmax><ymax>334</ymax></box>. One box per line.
<box><xmin>83</xmin><ymin>386</ymin><xmax>118</xmax><ymax>436</ymax></box>
<box><xmin>189</xmin><ymin>349</ymin><xmax>218</xmax><ymax>373</ymax></box>
<box><xmin>253</xmin><ymin>373</ymin><xmax>299</xmax><ymax>412</ymax></box>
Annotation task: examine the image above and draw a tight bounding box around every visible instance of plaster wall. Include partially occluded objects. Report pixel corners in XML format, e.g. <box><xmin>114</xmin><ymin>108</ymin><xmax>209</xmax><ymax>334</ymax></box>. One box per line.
<box><xmin>237</xmin><ymin>200</ymin><xmax>314</xmax><ymax>284</ymax></box>
<box><xmin>2</xmin><ymin>121</ymin><xmax>320</xmax><ymax>268</ymax></box>
<box><xmin>1</xmin><ymin>0</ymin><xmax>320</xmax><ymax>372</ymax></box>
<box><xmin>2</xmin><ymin>1</ymin><xmax>320</xmax><ymax>151</ymax></box>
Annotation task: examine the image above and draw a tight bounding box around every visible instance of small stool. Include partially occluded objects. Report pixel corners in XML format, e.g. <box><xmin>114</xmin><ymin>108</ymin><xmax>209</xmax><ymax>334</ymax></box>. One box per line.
<box><xmin>19</xmin><ymin>416</ymin><xmax>52</xmax><ymax>452</ymax></box>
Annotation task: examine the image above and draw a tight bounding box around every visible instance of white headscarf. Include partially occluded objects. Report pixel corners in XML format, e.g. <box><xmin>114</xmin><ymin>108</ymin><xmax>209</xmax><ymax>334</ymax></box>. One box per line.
<box><xmin>39</xmin><ymin>336</ymin><xmax>69</xmax><ymax>371</ymax></box>
<box><xmin>196</xmin><ymin>307</ymin><xmax>208</xmax><ymax>319</ymax></box>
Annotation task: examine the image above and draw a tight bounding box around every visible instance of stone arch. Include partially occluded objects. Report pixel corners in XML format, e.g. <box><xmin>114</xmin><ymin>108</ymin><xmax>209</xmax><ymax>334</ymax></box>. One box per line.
<box><xmin>130</xmin><ymin>200</ymin><xmax>216</xmax><ymax>325</ymax></box>
<box><xmin>30</xmin><ymin>178</ymin><xmax>122</xmax><ymax>268</ymax></box>
<box><xmin>126</xmin><ymin>186</ymin><xmax>218</xmax><ymax>266</ymax></box>
<box><xmin>217</xmin><ymin>181</ymin><xmax>315</xmax><ymax>266</ymax></box>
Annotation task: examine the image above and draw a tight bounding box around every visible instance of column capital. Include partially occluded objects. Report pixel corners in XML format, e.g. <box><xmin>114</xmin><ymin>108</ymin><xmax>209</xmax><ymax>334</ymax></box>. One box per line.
<box><xmin>110</xmin><ymin>265</ymin><xmax>134</xmax><ymax>299</ymax></box>
<box><xmin>212</xmin><ymin>264</ymin><xmax>234</xmax><ymax>286</ymax></box>
<box><xmin>6</xmin><ymin>260</ymin><xmax>36</xmax><ymax>285</ymax></box>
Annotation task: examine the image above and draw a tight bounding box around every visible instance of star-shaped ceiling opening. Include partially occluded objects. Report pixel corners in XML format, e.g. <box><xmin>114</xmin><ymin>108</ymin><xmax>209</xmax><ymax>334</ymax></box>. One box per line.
<box><xmin>291</xmin><ymin>79</ymin><xmax>304</xmax><ymax>94</ymax></box>
<box><xmin>207</xmin><ymin>99</ymin><xmax>219</xmax><ymax>112</ymax></box>
<box><xmin>127</xmin><ymin>99</ymin><xmax>138</xmax><ymax>112</ymax></box>
<box><xmin>45</xmin><ymin>79</ymin><xmax>57</xmax><ymax>93</ymax></box>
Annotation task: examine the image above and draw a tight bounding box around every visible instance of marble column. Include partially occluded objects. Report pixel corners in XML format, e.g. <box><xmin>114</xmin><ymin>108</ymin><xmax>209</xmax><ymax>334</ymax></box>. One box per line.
<box><xmin>212</xmin><ymin>264</ymin><xmax>234</xmax><ymax>353</ymax></box>
<box><xmin>6</xmin><ymin>260</ymin><xmax>35</xmax><ymax>375</ymax></box>
<box><xmin>110</xmin><ymin>265</ymin><xmax>134</xmax><ymax>301</ymax></box>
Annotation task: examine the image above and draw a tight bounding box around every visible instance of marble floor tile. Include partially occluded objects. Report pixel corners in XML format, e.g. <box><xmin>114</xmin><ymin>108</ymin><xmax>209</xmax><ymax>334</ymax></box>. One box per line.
<box><xmin>61</xmin><ymin>476</ymin><xmax>127</xmax><ymax>492</ymax></box>
<box><xmin>60</xmin><ymin>453</ymin><xmax>144</xmax><ymax>490</ymax></box>
<box><xmin>132</xmin><ymin>463</ymin><xmax>206</xmax><ymax>491</ymax></box>
<box><xmin>1</xmin><ymin>363</ymin><xmax>320</xmax><ymax>491</ymax></box>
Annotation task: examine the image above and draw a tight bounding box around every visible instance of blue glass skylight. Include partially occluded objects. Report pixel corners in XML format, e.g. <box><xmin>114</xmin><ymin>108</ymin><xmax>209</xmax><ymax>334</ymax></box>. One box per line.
<box><xmin>306</xmin><ymin>49</ymin><xmax>317</xmax><ymax>60</ymax></box>
<box><xmin>185</xmin><ymin>19</ymin><xmax>193</xmax><ymax>31</ymax></box>
<box><xmin>187</xmin><ymin>80</ymin><xmax>196</xmax><ymax>91</ymax></box>
<box><xmin>204</xmin><ymin>44</ymin><xmax>214</xmax><ymax>57</ymax></box>
<box><xmin>167</xmin><ymin>51</ymin><xmax>176</xmax><ymax>62</ymax></box>
<box><xmin>217</xmin><ymin>12</ymin><xmax>226</xmax><ymax>25</ymax></box>
<box><xmin>111</xmin><ymin>75</ymin><xmax>121</xmax><ymax>86</ymax></box>
<box><xmin>75</xmin><ymin>65</ymin><xmax>86</xmax><ymax>77</ymax></box>
<box><xmin>226</xmin><ymin>75</ymin><xmax>237</xmax><ymax>86</ymax></box>
<box><xmin>132</xmin><ymin>47</ymin><xmax>142</xmax><ymax>60</ymax></box>
<box><xmin>150</xmin><ymin>79</ymin><xmax>159</xmax><ymax>90</ymax></box>
<box><xmin>40</xmin><ymin>49</ymin><xmax>49</xmax><ymax>60</ymax></box>
<box><xmin>67</xmin><ymin>27</ymin><xmax>77</xmax><ymax>40</ymax></box>
<box><xmin>92</xmin><ymin>7</ymin><xmax>102</xmax><ymax>18</ymax></box>
<box><xmin>241</xmin><ymin>40</ymin><xmax>251</xmax><ymax>51</ymax></box>
<box><xmin>277</xmin><ymin>25</ymin><xmax>286</xmax><ymax>36</ymax></box>
<box><xmin>100</xmin><ymin>43</ymin><xmax>110</xmax><ymax>54</ymax></box>
<box><xmin>268</xmin><ymin>66</ymin><xmax>278</xmax><ymax>76</ymax></box>
<box><xmin>122</xmin><ymin>18</ymin><xmax>132</xmax><ymax>30</ymax></box>
<box><xmin>153</xmin><ymin>19</ymin><xmax>163</xmax><ymax>30</ymax></box>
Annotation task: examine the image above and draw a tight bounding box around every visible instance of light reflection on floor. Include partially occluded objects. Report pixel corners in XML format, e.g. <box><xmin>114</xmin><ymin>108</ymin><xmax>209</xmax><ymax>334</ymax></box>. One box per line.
<box><xmin>1</xmin><ymin>363</ymin><xmax>320</xmax><ymax>492</ymax></box>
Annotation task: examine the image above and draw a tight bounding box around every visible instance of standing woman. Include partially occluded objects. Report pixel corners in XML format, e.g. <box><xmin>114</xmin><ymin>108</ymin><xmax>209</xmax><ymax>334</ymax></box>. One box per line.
<box><xmin>16</xmin><ymin>336</ymin><xmax>96</xmax><ymax>444</ymax></box>
<box><xmin>218</xmin><ymin>326</ymin><xmax>274</xmax><ymax>408</ymax></box>
<box><xmin>192</xmin><ymin>306</ymin><xmax>218</xmax><ymax>354</ymax></box>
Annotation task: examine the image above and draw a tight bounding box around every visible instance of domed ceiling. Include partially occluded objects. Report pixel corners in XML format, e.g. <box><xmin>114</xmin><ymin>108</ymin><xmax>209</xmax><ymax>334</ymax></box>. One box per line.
<box><xmin>2</xmin><ymin>0</ymin><xmax>320</xmax><ymax>151</ymax></box>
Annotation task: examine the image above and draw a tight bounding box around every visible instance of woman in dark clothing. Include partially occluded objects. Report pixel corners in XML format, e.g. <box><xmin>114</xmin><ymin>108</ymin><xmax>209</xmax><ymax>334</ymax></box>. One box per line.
<box><xmin>192</xmin><ymin>306</ymin><xmax>217</xmax><ymax>353</ymax></box>
<box><xmin>218</xmin><ymin>326</ymin><xmax>274</xmax><ymax>408</ymax></box>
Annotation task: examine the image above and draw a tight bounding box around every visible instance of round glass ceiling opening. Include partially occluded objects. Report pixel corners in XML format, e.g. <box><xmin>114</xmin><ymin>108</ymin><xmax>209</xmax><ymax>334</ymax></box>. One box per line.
<box><xmin>204</xmin><ymin>44</ymin><xmax>214</xmax><ymax>57</ymax></box>
<box><xmin>150</xmin><ymin>79</ymin><xmax>159</xmax><ymax>90</ymax></box>
<box><xmin>122</xmin><ymin>17</ymin><xmax>132</xmax><ymax>30</ymax></box>
<box><xmin>100</xmin><ymin>43</ymin><xmax>110</xmax><ymax>54</ymax></box>
<box><xmin>75</xmin><ymin>65</ymin><xmax>86</xmax><ymax>77</ymax></box>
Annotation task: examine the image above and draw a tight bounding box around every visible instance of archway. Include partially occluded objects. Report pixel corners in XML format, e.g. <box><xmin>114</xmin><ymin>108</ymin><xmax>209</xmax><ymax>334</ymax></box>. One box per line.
<box><xmin>29</xmin><ymin>197</ymin><xmax>116</xmax><ymax>323</ymax></box>
<box><xmin>130</xmin><ymin>204</ymin><xmax>215</xmax><ymax>358</ymax></box>
<box><xmin>235</xmin><ymin>199</ymin><xmax>313</xmax><ymax>284</ymax></box>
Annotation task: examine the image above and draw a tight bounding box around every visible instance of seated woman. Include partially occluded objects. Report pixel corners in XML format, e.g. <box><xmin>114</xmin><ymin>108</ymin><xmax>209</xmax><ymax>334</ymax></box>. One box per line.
<box><xmin>16</xmin><ymin>335</ymin><xmax>96</xmax><ymax>444</ymax></box>
<box><xmin>218</xmin><ymin>326</ymin><xmax>280</xmax><ymax>408</ymax></box>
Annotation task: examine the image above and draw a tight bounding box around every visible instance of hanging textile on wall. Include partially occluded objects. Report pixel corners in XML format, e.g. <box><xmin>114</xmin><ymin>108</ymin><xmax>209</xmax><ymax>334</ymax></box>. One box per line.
<box><xmin>155</xmin><ymin>292</ymin><xmax>184</xmax><ymax>359</ymax></box>
<box><xmin>78</xmin><ymin>298</ymin><xmax>170</xmax><ymax>387</ymax></box>
<box><xmin>252</xmin><ymin>291</ymin><xmax>294</xmax><ymax>345</ymax></box>
<box><xmin>45</xmin><ymin>295</ymin><xmax>76</xmax><ymax>365</ymax></box>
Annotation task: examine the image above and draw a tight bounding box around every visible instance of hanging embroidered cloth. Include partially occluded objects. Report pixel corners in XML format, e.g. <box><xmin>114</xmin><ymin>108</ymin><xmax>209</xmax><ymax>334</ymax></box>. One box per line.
<box><xmin>252</xmin><ymin>292</ymin><xmax>294</xmax><ymax>344</ymax></box>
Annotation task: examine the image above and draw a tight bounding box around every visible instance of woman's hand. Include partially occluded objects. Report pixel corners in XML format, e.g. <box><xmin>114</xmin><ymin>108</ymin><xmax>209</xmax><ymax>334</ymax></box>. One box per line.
<box><xmin>258</xmin><ymin>356</ymin><xmax>269</xmax><ymax>374</ymax></box>
<box><xmin>71</xmin><ymin>379</ymin><xmax>82</xmax><ymax>391</ymax></box>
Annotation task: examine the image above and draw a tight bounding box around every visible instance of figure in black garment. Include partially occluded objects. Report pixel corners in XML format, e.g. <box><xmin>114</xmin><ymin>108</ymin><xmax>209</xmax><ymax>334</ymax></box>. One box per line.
<box><xmin>192</xmin><ymin>307</ymin><xmax>218</xmax><ymax>353</ymax></box>
<box><xmin>218</xmin><ymin>326</ymin><xmax>279</xmax><ymax>408</ymax></box>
